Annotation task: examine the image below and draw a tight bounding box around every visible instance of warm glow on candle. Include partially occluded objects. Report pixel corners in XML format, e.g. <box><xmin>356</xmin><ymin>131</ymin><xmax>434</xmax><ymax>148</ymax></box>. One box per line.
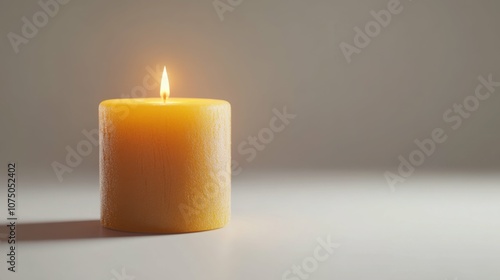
<box><xmin>160</xmin><ymin>66</ymin><xmax>170</xmax><ymax>102</ymax></box>
<box><xmin>99</xmin><ymin>65</ymin><xmax>231</xmax><ymax>233</ymax></box>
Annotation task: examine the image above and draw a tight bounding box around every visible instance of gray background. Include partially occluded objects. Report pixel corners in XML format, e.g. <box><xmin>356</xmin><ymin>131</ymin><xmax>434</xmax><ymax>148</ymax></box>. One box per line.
<box><xmin>1</xmin><ymin>0</ymin><xmax>499</xmax><ymax>184</ymax></box>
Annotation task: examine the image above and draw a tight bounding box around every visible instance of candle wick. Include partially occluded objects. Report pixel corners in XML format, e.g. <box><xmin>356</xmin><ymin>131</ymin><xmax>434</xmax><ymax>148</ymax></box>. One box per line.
<box><xmin>163</xmin><ymin>94</ymin><xmax>166</xmax><ymax>103</ymax></box>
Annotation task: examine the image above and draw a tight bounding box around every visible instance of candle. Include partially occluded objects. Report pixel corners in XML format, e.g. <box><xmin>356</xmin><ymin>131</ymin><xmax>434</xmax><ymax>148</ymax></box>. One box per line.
<box><xmin>99</xmin><ymin>67</ymin><xmax>231</xmax><ymax>233</ymax></box>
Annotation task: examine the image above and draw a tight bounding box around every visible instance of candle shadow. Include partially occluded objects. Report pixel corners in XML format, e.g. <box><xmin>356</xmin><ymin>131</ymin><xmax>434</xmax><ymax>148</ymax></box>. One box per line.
<box><xmin>16</xmin><ymin>220</ymin><xmax>168</xmax><ymax>241</ymax></box>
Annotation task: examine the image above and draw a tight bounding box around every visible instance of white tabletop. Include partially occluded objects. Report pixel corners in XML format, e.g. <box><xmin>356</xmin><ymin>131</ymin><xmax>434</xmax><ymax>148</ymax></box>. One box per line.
<box><xmin>1</xmin><ymin>172</ymin><xmax>499</xmax><ymax>280</ymax></box>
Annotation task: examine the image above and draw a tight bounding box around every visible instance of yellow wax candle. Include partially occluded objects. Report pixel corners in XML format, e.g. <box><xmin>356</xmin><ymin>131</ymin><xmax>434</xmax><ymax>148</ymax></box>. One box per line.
<box><xmin>99</xmin><ymin>67</ymin><xmax>231</xmax><ymax>233</ymax></box>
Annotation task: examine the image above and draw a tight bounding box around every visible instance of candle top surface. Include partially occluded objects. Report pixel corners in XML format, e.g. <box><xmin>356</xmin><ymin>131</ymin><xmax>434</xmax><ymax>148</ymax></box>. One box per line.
<box><xmin>100</xmin><ymin>98</ymin><xmax>229</xmax><ymax>107</ymax></box>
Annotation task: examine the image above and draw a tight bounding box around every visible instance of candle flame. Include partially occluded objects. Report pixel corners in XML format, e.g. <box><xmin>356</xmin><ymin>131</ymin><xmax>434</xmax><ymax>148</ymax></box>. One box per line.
<box><xmin>160</xmin><ymin>66</ymin><xmax>170</xmax><ymax>102</ymax></box>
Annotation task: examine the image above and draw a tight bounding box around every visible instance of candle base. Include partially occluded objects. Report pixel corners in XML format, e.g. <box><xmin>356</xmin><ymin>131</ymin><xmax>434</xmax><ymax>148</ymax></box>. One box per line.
<box><xmin>100</xmin><ymin>216</ymin><xmax>230</xmax><ymax>234</ymax></box>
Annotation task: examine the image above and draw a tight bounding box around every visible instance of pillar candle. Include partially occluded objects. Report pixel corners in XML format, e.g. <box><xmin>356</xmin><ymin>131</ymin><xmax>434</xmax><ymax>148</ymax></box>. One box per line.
<box><xmin>99</xmin><ymin>67</ymin><xmax>231</xmax><ymax>233</ymax></box>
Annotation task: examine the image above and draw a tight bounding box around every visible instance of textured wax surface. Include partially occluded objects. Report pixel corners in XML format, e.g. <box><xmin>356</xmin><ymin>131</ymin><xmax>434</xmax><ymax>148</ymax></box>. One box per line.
<box><xmin>99</xmin><ymin>98</ymin><xmax>231</xmax><ymax>233</ymax></box>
